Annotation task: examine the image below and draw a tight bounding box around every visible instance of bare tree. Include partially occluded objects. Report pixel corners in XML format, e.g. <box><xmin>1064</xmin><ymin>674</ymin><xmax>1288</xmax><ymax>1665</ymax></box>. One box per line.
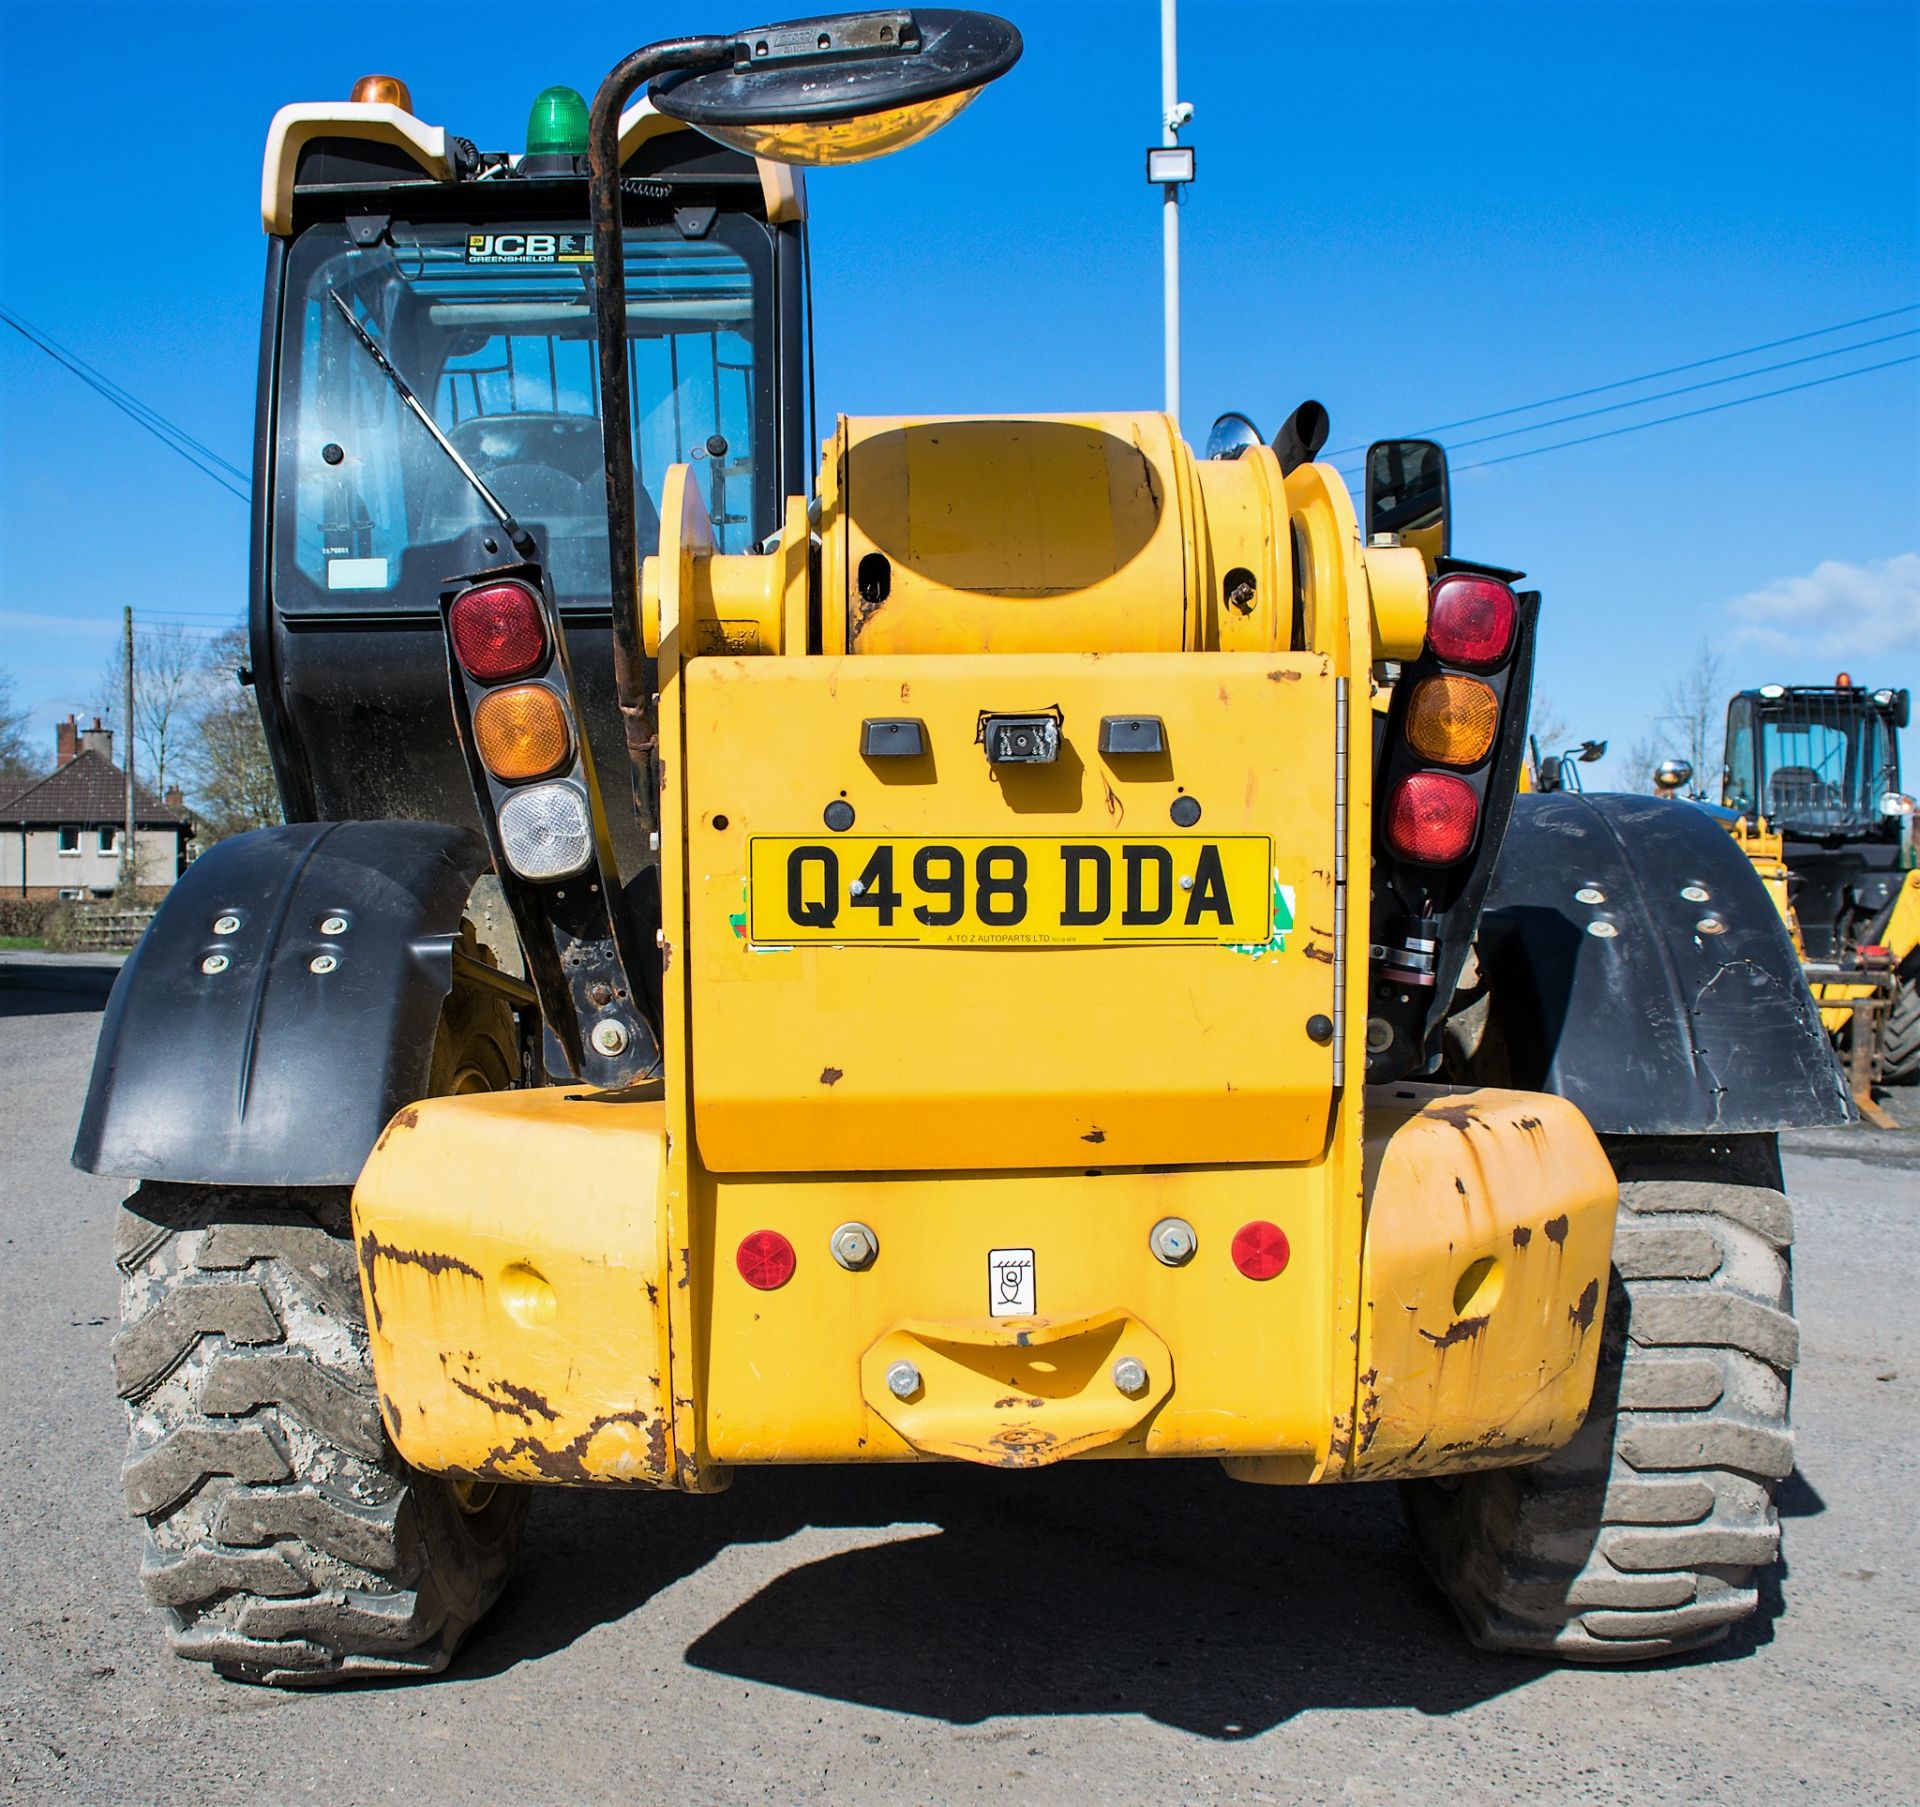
<box><xmin>185</xmin><ymin>632</ymin><xmax>282</xmax><ymax>844</ymax></box>
<box><xmin>1528</xmin><ymin>694</ymin><xmax>1570</xmax><ymax>755</ymax></box>
<box><xmin>0</xmin><ymin>670</ymin><xmax>38</xmax><ymax>792</ymax></box>
<box><xmin>1605</xmin><ymin>644</ymin><xmax>1727</xmax><ymax>798</ymax></box>
<box><xmin>94</xmin><ymin>622</ymin><xmax>210</xmax><ymax>795</ymax></box>
<box><xmin>1653</xmin><ymin>641</ymin><xmax>1727</xmax><ymax>800</ymax></box>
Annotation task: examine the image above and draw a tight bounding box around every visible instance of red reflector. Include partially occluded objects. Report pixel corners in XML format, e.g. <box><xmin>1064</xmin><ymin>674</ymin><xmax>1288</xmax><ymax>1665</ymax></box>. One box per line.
<box><xmin>1387</xmin><ymin>771</ymin><xmax>1479</xmax><ymax>864</ymax></box>
<box><xmin>1231</xmin><ymin>1221</ymin><xmax>1290</xmax><ymax>1280</ymax></box>
<box><xmin>736</xmin><ymin>1229</ymin><xmax>796</xmax><ymax>1290</ymax></box>
<box><xmin>1427</xmin><ymin>574</ymin><xmax>1515</xmax><ymax>670</ymax></box>
<box><xmin>450</xmin><ymin>582</ymin><xmax>547</xmax><ymax>681</ymax></box>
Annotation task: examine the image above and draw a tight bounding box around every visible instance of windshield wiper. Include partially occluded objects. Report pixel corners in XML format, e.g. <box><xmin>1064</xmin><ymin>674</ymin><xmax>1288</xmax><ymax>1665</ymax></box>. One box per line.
<box><xmin>326</xmin><ymin>289</ymin><xmax>537</xmax><ymax>560</ymax></box>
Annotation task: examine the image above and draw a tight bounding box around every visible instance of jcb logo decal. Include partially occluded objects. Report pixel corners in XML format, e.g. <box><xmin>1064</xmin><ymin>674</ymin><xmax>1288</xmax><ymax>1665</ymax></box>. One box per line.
<box><xmin>464</xmin><ymin>232</ymin><xmax>591</xmax><ymax>264</ymax></box>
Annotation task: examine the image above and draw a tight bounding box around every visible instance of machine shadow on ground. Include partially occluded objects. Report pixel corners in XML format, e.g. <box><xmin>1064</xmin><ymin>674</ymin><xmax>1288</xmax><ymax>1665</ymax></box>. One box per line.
<box><xmin>0</xmin><ymin>960</ymin><xmax>121</xmax><ymax>1019</ymax></box>
<box><xmin>454</xmin><ymin>1453</ymin><xmax>1796</xmax><ymax>1737</ymax></box>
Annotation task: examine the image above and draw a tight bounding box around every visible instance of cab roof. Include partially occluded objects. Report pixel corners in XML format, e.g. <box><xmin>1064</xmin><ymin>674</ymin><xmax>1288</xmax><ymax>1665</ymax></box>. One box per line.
<box><xmin>261</xmin><ymin>93</ymin><xmax>803</xmax><ymax>235</ymax></box>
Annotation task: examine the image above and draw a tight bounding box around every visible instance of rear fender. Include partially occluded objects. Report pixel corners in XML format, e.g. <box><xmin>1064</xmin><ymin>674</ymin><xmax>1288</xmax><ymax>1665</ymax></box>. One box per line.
<box><xmin>1468</xmin><ymin>792</ymin><xmax>1851</xmax><ymax>1133</ymax></box>
<box><xmin>73</xmin><ymin>820</ymin><xmax>496</xmax><ymax>1184</ymax></box>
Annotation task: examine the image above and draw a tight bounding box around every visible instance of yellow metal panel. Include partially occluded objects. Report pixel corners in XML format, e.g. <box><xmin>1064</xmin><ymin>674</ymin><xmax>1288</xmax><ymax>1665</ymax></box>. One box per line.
<box><xmin>838</xmin><ymin>413</ymin><xmax>1200</xmax><ymax>654</ymax></box>
<box><xmin>1884</xmin><ymin>867</ymin><xmax>1920</xmax><ymax>963</ymax></box>
<box><xmin>1191</xmin><ymin>448</ymin><xmax>1290</xmax><ymax>654</ymax></box>
<box><xmin>681</xmin><ymin>652</ymin><xmax>1339</xmax><ymax>1172</ymax></box>
<box><xmin>1340</xmin><ymin>1085</ymin><xmax>1615</xmax><ymax>1480</ymax></box>
<box><xmin>350</xmin><ymin>1087</ymin><xmax>677</xmax><ymax>1486</ymax></box>
<box><xmin>699</xmin><ymin>1161</ymin><xmax>1340</xmax><ymax>1467</ymax></box>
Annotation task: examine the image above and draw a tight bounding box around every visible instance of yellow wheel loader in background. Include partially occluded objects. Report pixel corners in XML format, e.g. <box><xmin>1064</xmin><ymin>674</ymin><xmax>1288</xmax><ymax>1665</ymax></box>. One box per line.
<box><xmin>76</xmin><ymin>9</ymin><xmax>1850</xmax><ymax>1687</ymax></box>
<box><xmin>1717</xmin><ymin>679</ymin><xmax>1919</xmax><ymax>1091</ymax></box>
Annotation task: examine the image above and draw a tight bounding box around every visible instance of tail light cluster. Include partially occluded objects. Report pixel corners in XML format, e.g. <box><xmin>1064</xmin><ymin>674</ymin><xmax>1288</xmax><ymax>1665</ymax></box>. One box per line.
<box><xmin>1382</xmin><ymin>574</ymin><xmax>1519</xmax><ymax>867</ymax></box>
<box><xmin>446</xmin><ymin>579</ymin><xmax>591</xmax><ymax>882</ymax></box>
<box><xmin>440</xmin><ymin>563</ymin><xmax>656</xmax><ymax>1089</ymax></box>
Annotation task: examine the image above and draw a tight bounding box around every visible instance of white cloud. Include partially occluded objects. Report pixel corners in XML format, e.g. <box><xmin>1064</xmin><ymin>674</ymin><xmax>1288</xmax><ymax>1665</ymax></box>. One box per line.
<box><xmin>1725</xmin><ymin>552</ymin><xmax>1920</xmax><ymax>661</ymax></box>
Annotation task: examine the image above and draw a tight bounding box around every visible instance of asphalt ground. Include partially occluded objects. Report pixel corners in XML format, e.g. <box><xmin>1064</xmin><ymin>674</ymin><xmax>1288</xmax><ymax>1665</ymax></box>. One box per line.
<box><xmin>3</xmin><ymin>951</ymin><xmax>1916</xmax><ymax>1806</ymax></box>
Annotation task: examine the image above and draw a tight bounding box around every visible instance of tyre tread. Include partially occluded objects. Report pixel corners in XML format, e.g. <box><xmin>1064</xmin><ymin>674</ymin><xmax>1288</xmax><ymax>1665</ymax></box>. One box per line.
<box><xmin>1403</xmin><ymin>1150</ymin><xmax>1795</xmax><ymax>1663</ymax></box>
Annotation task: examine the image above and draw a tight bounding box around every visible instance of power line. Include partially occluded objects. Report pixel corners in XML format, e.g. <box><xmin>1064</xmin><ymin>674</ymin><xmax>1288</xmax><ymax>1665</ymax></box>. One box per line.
<box><xmin>1325</xmin><ymin>300</ymin><xmax>1920</xmax><ymax>457</ymax></box>
<box><xmin>1450</xmin><ymin>352</ymin><xmax>1920</xmax><ymax>473</ymax></box>
<box><xmin>1333</xmin><ymin>329</ymin><xmax>1920</xmax><ymax>480</ymax></box>
<box><xmin>0</xmin><ymin>303</ymin><xmax>251</xmax><ymax>502</ymax></box>
<box><xmin>1437</xmin><ymin>326</ymin><xmax>1920</xmax><ymax>455</ymax></box>
<box><xmin>0</xmin><ymin>303</ymin><xmax>251</xmax><ymax>487</ymax></box>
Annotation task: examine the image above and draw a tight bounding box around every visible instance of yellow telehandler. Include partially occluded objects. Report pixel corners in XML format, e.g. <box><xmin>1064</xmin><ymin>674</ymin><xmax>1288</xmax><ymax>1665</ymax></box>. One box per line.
<box><xmin>77</xmin><ymin>9</ymin><xmax>1848</xmax><ymax>1686</ymax></box>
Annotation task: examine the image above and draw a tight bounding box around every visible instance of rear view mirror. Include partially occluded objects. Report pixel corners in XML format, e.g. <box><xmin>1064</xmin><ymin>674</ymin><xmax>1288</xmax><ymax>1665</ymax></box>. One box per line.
<box><xmin>1205</xmin><ymin>412</ymin><xmax>1263</xmax><ymax>461</ymax></box>
<box><xmin>649</xmin><ymin>9</ymin><xmax>1022</xmax><ymax>167</ymax></box>
<box><xmin>1365</xmin><ymin>438</ymin><xmax>1449</xmax><ymax>564</ymax></box>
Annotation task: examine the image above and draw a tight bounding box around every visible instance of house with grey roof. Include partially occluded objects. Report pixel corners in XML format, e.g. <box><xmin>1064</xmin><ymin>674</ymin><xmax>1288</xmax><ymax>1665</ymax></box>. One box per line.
<box><xmin>0</xmin><ymin>717</ymin><xmax>193</xmax><ymax>899</ymax></box>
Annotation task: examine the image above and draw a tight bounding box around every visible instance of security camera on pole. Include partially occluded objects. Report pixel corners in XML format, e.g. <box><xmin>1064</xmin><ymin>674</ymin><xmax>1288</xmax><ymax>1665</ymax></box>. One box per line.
<box><xmin>1147</xmin><ymin>0</ymin><xmax>1195</xmax><ymax>423</ymax></box>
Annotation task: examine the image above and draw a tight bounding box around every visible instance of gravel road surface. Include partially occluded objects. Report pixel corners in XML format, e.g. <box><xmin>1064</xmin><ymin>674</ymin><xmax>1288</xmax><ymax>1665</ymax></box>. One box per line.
<box><xmin>3</xmin><ymin>953</ymin><xmax>1916</xmax><ymax>1805</ymax></box>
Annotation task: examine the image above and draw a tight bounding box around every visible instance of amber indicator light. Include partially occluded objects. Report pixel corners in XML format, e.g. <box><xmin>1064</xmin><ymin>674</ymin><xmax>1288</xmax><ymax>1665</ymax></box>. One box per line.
<box><xmin>1405</xmin><ymin>674</ymin><xmax>1500</xmax><ymax>767</ymax></box>
<box><xmin>473</xmin><ymin>685</ymin><xmax>573</xmax><ymax>782</ymax></box>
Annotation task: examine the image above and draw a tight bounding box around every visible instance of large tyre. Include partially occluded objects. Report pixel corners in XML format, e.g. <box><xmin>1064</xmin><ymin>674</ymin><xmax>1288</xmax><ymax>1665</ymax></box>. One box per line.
<box><xmin>1880</xmin><ymin>974</ymin><xmax>1920</xmax><ymax>1085</ymax></box>
<box><xmin>1402</xmin><ymin>1133</ymin><xmax>1796</xmax><ymax>1662</ymax></box>
<box><xmin>111</xmin><ymin>983</ymin><xmax>527</xmax><ymax>1687</ymax></box>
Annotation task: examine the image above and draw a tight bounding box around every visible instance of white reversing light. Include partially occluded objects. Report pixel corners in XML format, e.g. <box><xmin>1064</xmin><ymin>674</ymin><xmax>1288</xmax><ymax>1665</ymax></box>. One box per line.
<box><xmin>498</xmin><ymin>780</ymin><xmax>593</xmax><ymax>880</ymax></box>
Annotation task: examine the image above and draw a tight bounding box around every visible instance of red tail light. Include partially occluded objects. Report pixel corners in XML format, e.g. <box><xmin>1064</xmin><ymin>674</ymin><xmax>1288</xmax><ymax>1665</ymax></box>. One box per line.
<box><xmin>1427</xmin><ymin>574</ymin><xmax>1515</xmax><ymax>670</ymax></box>
<box><xmin>1386</xmin><ymin>771</ymin><xmax>1479</xmax><ymax>864</ymax></box>
<box><xmin>450</xmin><ymin>581</ymin><xmax>547</xmax><ymax>681</ymax></box>
<box><xmin>736</xmin><ymin>1229</ymin><xmax>796</xmax><ymax>1290</ymax></box>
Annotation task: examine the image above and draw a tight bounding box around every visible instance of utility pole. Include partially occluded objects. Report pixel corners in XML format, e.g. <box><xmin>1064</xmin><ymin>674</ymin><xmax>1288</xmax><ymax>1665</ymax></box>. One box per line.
<box><xmin>1149</xmin><ymin>0</ymin><xmax>1195</xmax><ymax>425</ymax></box>
<box><xmin>122</xmin><ymin>605</ymin><xmax>136</xmax><ymax>894</ymax></box>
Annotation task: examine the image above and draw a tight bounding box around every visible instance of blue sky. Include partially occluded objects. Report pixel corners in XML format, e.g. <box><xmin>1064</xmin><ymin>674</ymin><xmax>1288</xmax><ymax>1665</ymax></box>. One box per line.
<box><xmin>2</xmin><ymin>0</ymin><xmax>1915</xmax><ymax>789</ymax></box>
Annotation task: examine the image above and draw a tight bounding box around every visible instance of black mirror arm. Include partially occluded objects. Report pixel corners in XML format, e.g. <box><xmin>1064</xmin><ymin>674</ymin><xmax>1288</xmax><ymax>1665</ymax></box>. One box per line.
<box><xmin>588</xmin><ymin>34</ymin><xmax>736</xmax><ymax>838</ymax></box>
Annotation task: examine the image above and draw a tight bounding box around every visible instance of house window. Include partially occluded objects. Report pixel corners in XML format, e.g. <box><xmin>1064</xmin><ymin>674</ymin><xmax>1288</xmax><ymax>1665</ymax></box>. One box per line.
<box><xmin>58</xmin><ymin>826</ymin><xmax>79</xmax><ymax>854</ymax></box>
<box><xmin>99</xmin><ymin>828</ymin><xmax>118</xmax><ymax>853</ymax></box>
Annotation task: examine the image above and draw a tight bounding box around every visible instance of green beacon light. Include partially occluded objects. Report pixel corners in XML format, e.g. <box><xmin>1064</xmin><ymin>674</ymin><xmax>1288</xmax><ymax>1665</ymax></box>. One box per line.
<box><xmin>523</xmin><ymin>85</ymin><xmax>589</xmax><ymax>175</ymax></box>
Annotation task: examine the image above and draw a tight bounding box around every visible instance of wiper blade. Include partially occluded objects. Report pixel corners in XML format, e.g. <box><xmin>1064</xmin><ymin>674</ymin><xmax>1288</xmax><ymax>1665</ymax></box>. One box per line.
<box><xmin>326</xmin><ymin>289</ymin><xmax>536</xmax><ymax>559</ymax></box>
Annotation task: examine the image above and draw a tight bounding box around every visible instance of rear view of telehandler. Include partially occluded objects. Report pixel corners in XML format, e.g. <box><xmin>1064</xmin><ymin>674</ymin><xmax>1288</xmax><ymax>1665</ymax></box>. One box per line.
<box><xmin>76</xmin><ymin>9</ymin><xmax>1849</xmax><ymax>1688</ymax></box>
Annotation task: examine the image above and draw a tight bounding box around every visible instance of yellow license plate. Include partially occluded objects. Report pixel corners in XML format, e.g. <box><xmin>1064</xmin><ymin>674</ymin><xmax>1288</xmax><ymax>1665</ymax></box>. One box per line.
<box><xmin>745</xmin><ymin>836</ymin><xmax>1274</xmax><ymax>946</ymax></box>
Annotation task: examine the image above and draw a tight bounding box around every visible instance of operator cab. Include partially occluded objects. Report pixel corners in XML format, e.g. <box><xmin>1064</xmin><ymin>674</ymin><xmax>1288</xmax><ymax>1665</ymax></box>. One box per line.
<box><xmin>252</xmin><ymin>85</ymin><xmax>810</xmax><ymax>872</ymax></box>
<box><xmin>1723</xmin><ymin>678</ymin><xmax>1915</xmax><ymax>959</ymax></box>
<box><xmin>1723</xmin><ymin>679</ymin><xmax>1909</xmax><ymax>841</ymax></box>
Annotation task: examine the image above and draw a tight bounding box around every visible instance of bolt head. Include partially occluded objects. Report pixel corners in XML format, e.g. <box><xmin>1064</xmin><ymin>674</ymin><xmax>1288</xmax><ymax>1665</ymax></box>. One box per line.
<box><xmin>1149</xmin><ymin>1216</ymin><xmax>1197</xmax><ymax>1266</ymax></box>
<box><xmin>308</xmin><ymin>954</ymin><xmax>337</xmax><ymax>975</ymax></box>
<box><xmin>211</xmin><ymin>914</ymin><xmax>240</xmax><ymax>936</ymax></box>
<box><xmin>1695</xmin><ymin>916</ymin><xmax>1726</xmax><ymax>936</ymax></box>
<box><xmin>1586</xmin><ymin>920</ymin><xmax>1619</xmax><ymax>940</ymax></box>
<box><xmin>1680</xmin><ymin>885</ymin><xmax>1710</xmax><ymax>904</ymax></box>
<box><xmin>1365</xmin><ymin>1017</ymin><xmax>1394</xmax><ymax>1054</ymax></box>
<box><xmin>1575</xmin><ymin>886</ymin><xmax>1606</xmax><ymax>905</ymax></box>
<box><xmin>886</xmin><ymin>1359</ymin><xmax>922</xmax><ymax>1400</ymax></box>
<box><xmin>200</xmin><ymin>953</ymin><xmax>229</xmax><ymax>975</ymax></box>
<box><xmin>590</xmin><ymin>1019</ymin><xmax>630</xmax><ymax>1056</ymax></box>
<box><xmin>1112</xmin><ymin>1356</ymin><xmax>1148</xmax><ymax>1396</ymax></box>
<box><xmin>320</xmin><ymin>914</ymin><xmax>349</xmax><ymax>935</ymax></box>
<box><xmin>830</xmin><ymin>1221</ymin><xmax>878</xmax><ymax>1270</ymax></box>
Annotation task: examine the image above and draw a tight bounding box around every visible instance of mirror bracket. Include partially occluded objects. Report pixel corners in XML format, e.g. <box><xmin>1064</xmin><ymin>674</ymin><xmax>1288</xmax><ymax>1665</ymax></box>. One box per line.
<box><xmin>734</xmin><ymin>11</ymin><xmax>921</xmax><ymax>67</ymax></box>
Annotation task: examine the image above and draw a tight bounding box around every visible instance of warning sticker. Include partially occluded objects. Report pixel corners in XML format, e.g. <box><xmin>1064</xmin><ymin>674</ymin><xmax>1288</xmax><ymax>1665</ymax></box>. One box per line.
<box><xmin>465</xmin><ymin>232</ymin><xmax>592</xmax><ymax>265</ymax></box>
<box><xmin>988</xmin><ymin>1248</ymin><xmax>1036</xmax><ymax>1318</ymax></box>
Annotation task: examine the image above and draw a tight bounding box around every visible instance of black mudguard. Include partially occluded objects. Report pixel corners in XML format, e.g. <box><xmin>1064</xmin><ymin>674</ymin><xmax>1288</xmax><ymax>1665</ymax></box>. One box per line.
<box><xmin>73</xmin><ymin>821</ymin><xmax>493</xmax><ymax>1185</ymax></box>
<box><xmin>1473</xmin><ymin>792</ymin><xmax>1852</xmax><ymax>1134</ymax></box>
